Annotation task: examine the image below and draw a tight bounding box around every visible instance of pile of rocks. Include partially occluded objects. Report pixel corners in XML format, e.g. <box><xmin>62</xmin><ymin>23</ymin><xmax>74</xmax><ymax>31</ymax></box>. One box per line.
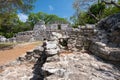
<box><xmin>31</xmin><ymin>32</ymin><xmax>62</xmax><ymax>80</ymax></box>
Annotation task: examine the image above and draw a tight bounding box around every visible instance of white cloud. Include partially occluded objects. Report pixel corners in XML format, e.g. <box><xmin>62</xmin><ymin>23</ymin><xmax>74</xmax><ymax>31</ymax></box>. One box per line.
<box><xmin>63</xmin><ymin>16</ymin><xmax>68</xmax><ymax>18</ymax></box>
<box><xmin>49</xmin><ymin>5</ymin><xmax>54</xmax><ymax>11</ymax></box>
<box><xmin>18</xmin><ymin>13</ymin><xmax>28</xmax><ymax>22</ymax></box>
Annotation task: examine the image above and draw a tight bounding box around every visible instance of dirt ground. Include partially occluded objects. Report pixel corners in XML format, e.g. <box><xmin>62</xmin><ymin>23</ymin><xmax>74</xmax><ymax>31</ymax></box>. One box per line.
<box><xmin>0</xmin><ymin>42</ymin><xmax>41</xmax><ymax>66</ymax></box>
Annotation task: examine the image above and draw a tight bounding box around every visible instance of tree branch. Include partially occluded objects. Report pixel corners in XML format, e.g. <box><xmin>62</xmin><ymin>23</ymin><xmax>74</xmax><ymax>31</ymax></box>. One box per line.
<box><xmin>87</xmin><ymin>11</ymin><xmax>99</xmax><ymax>21</ymax></box>
<box><xmin>101</xmin><ymin>0</ymin><xmax>120</xmax><ymax>8</ymax></box>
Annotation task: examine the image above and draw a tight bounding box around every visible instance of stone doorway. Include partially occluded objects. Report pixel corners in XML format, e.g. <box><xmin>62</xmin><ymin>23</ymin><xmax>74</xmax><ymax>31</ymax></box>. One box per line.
<box><xmin>58</xmin><ymin>24</ymin><xmax>61</xmax><ymax>30</ymax></box>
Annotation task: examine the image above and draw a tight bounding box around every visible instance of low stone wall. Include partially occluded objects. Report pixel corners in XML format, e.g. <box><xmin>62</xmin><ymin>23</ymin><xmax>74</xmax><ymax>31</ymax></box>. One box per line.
<box><xmin>89</xmin><ymin>41</ymin><xmax>120</xmax><ymax>61</ymax></box>
<box><xmin>14</xmin><ymin>31</ymin><xmax>33</xmax><ymax>42</ymax></box>
<box><xmin>67</xmin><ymin>27</ymin><xmax>94</xmax><ymax>51</ymax></box>
<box><xmin>33</xmin><ymin>30</ymin><xmax>72</xmax><ymax>41</ymax></box>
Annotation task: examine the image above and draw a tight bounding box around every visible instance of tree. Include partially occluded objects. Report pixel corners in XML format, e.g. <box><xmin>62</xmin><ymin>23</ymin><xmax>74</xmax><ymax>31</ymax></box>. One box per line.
<box><xmin>0</xmin><ymin>12</ymin><xmax>33</xmax><ymax>38</ymax></box>
<box><xmin>101</xmin><ymin>0</ymin><xmax>120</xmax><ymax>8</ymax></box>
<box><xmin>0</xmin><ymin>0</ymin><xmax>36</xmax><ymax>38</ymax></box>
<box><xmin>87</xmin><ymin>2</ymin><xmax>106</xmax><ymax>21</ymax></box>
<box><xmin>0</xmin><ymin>12</ymin><xmax>20</xmax><ymax>38</ymax></box>
<box><xmin>72</xmin><ymin>0</ymin><xmax>98</xmax><ymax>26</ymax></box>
<box><xmin>27</xmin><ymin>13</ymin><xmax>40</xmax><ymax>27</ymax></box>
<box><xmin>0</xmin><ymin>0</ymin><xmax>36</xmax><ymax>13</ymax></box>
<box><xmin>72</xmin><ymin>0</ymin><xmax>120</xmax><ymax>26</ymax></box>
<box><xmin>27</xmin><ymin>12</ymin><xmax>69</xmax><ymax>27</ymax></box>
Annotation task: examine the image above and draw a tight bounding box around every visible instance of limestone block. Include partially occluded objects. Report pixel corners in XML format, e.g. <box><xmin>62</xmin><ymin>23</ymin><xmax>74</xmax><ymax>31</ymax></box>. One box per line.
<box><xmin>109</xmin><ymin>49</ymin><xmax>120</xmax><ymax>61</ymax></box>
<box><xmin>46</xmin><ymin>48</ymin><xmax>60</xmax><ymax>55</ymax></box>
<box><xmin>95</xmin><ymin>42</ymin><xmax>106</xmax><ymax>48</ymax></box>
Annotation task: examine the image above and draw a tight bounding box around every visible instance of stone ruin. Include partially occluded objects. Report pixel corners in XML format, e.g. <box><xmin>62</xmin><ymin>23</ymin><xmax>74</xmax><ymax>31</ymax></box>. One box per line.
<box><xmin>33</xmin><ymin>21</ymin><xmax>72</xmax><ymax>41</ymax></box>
<box><xmin>13</xmin><ymin>31</ymin><xmax>34</xmax><ymax>42</ymax></box>
<box><xmin>0</xmin><ymin>31</ymin><xmax>34</xmax><ymax>43</ymax></box>
<box><xmin>0</xmin><ymin>14</ymin><xmax>120</xmax><ymax>61</ymax></box>
<box><xmin>0</xmin><ymin>13</ymin><xmax>120</xmax><ymax>80</ymax></box>
<box><xmin>1</xmin><ymin>31</ymin><xmax>120</xmax><ymax>80</ymax></box>
<box><xmin>0</xmin><ymin>21</ymin><xmax>72</xmax><ymax>43</ymax></box>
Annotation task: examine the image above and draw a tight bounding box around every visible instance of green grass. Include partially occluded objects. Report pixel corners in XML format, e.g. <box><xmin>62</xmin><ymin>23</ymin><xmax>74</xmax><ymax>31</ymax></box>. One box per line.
<box><xmin>0</xmin><ymin>42</ymin><xmax>16</xmax><ymax>50</ymax></box>
<box><xmin>0</xmin><ymin>41</ymin><xmax>42</xmax><ymax>50</ymax></box>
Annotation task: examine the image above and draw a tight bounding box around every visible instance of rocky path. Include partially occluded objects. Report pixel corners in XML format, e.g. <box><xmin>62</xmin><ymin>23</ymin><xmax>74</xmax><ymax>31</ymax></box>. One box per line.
<box><xmin>0</xmin><ymin>42</ymin><xmax>41</xmax><ymax>66</ymax></box>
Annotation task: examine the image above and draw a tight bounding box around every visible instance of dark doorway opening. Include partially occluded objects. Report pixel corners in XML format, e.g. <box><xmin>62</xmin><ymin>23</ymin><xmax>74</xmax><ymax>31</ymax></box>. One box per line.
<box><xmin>58</xmin><ymin>24</ymin><xmax>61</xmax><ymax>30</ymax></box>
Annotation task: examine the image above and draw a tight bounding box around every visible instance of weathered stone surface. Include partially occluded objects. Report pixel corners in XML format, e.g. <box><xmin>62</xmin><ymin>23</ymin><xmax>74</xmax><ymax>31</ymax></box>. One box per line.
<box><xmin>14</xmin><ymin>31</ymin><xmax>33</xmax><ymax>42</ymax></box>
<box><xmin>43</xmin><ymin>52</ymin><xmax>120</xmax><ymax>80</ymax></box>
<box><xmin>0</xmin><ymin>62</ymin><xmax>34</xmax><ymax>80</ymax></box>
<box><xmin>89</xmin><ymin>42</ymin><xmax>120</xmax><ymax>61</ymax></box>
<box><xmin>97</xmin><ymin>13</ymin><xmax>120</xmax><ymax>46</ymax></box>
<box><xmin>89</xmin><ymin>13</ymin><xmax>120</xmax><ymax>61</ymax></box>
<box><xmin>33</xmin><ymin>21</ymin><xmax>72</xmax><ymax>41</ymax></box>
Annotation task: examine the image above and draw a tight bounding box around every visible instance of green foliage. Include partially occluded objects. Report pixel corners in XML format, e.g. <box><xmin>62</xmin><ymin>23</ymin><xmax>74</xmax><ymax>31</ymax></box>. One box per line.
<box><xmin>0</xmin><ymin>11</ymin><xmax>68</xmax><ymax>38</ymax></box>
<box><xmin>103</xmin><ymin>6</ymin><xmax>120</xmax><ymax>17</ymax></box>
<box><xmin>0</xmin><ymin>0</ymin><xmax>36</xmax><ymax>13</ymax></box>
<box><xmin>0</xmin><ymin>12</ymin><xmax>32</xmax><ymax>38</ymax></box>
<box><xmin>27</xmin><ymin>12</ymin><xmax>69</xmax><ymax>27</ymax></box>
<box><xmin>89</xmin><ymin>2</ymin><xmax>105</xmax><ymax>18</ymax></box>
<box><xmin>72</xmin><ymin>0</ymin><xmax>120</xmax><ymax>26</ymax></box>
<box><xmin>0</xmin><ymin>0</ymin><xmax>36</xmax><ymax>38</ymax></box>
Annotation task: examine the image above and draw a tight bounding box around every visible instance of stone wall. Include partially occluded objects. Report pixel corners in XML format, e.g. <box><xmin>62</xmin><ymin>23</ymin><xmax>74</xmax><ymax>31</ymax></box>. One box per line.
<box><xmin>14</xmin><ymin>31</ymin><xmax>33</xmax><ymax>42</ymax></box>
<box><xmin>96</xmin><ymin>13</ymin><xmax>120</xmax><ymax>47</ymax></box>
<box><xmin>67</xmin><ymin>26</ymin><xmax>95</xmax><ymax>51</ymax></box>
<box><xmin>33</xmin><ymin>21</ymin><xmax>73</xmax><ymax>41</ymax></box>
<box><xmin>89</xmin><ymin>42</ymin><xmax>120</xmax><ymax>61</ymax></box>
<box><xmin>89</xmin><ymin>13</ymin><xmax>120</xmax><ymax>61</ymax></box>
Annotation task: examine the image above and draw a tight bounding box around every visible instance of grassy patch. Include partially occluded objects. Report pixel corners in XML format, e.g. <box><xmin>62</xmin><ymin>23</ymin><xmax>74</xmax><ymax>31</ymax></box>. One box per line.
<box><xmin>32</xmin><ymin>41</ymin><xmax>43</xmax><ymax>45</ymax></box>
<box><xmin>0</xmin><ymin>41</ymin><xmax>42</xmax><ymax>50</ymax></box>
<box><xmin>0</xmin><ymin>43</ymin><xmax>16</xmax><ymax>50</ymax></box>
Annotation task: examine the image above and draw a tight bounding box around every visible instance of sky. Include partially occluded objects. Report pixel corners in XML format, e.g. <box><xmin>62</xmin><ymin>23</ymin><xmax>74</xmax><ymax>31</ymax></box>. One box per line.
<box><xmin>18</xmin><ymin>0</ymin><xmax>75</xmax><ymax>22</ymax></box>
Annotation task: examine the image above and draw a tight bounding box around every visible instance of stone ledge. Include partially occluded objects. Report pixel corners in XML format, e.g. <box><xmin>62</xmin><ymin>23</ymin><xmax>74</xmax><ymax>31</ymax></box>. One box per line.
<box><xmin>89</xmin><ymin>42</ymin><xmax>120</xmax><ymax>61</ymax></box>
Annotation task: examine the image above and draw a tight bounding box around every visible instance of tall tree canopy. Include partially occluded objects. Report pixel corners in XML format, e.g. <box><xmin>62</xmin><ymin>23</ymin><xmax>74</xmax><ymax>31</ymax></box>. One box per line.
<box><xmin>0</xmin><ymin>0</ymin><xmax>36</xmax><ymax>38</ymax></box>
<box><xmin>27</xmin><ymin>12</ymin><xmax>69</xmax><ymax>27</ymax></box>
<box><xmin>0</xmin><ymin>0</ymin><xmax>36</xmax><ymax>13</ymax></box>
